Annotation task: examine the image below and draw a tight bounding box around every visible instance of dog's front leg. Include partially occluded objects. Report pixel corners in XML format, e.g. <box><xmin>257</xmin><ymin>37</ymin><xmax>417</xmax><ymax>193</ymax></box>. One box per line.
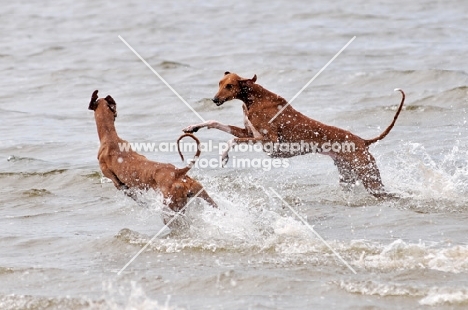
<box><xmin>221</xmin><ymin>138</ymin><xmax>235</xmax><ymax>167</ymax></box>
<box><xmin>100</xmin><ymin>166</ymin><xmax>142</xmax><ymax>202</ymax></box>
<box><xmin>221</xmin><ymin>137</ymin><xmax>264</xmax><ymax>167</ymax></box>
<box><xmin>199</xmin><ymin>190</ymin><xmax>218</xmax><ymax>208</ymax></box>
<box><xmin>183</xmin><ymin>120</ymin><xmax>252</xmax><ymax>138</ymax></box>
<box><xmin>190</xmin><ymin>182</ymin><xmax>218</xmax><ymax>208</ymax></box>
<box><xmin>101</xmin><ymin>167</ymin><xmax>126</xmax><ymax>189</ymax></box>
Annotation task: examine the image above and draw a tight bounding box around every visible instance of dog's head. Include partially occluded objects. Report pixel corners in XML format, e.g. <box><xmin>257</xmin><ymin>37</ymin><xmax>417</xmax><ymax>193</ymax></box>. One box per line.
<box><xmin>213</xmin><ymin>72</ymin><xmax>257</xmax><ymax>106</ymax></box>
<box><xmin>88</xmin><ymin>90</ymin><xmax>118</xmax><ymax>120</ymax></box>
<box><xmin>166</xmin><ymin>178</ymin><xmax>198</xmax><ymax>212</ymax></box>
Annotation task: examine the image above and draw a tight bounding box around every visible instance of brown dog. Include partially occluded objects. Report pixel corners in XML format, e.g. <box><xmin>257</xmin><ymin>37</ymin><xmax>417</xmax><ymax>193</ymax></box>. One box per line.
<box><xmin>183</xmin><ymin>72</ymin><xmax>405</xmax><ymax>198</ymax></box>
<box><xmin>89</xmin><ymin>90</ymin><xmax>217</xmax><ymax>211</ymax></box>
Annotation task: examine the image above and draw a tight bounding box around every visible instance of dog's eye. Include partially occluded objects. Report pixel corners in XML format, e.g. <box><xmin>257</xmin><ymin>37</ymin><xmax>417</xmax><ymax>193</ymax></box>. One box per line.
<box><xmin>225</xmin><ymin>84</ymin><xmax>233</xmax><ymax>90</ymax></box>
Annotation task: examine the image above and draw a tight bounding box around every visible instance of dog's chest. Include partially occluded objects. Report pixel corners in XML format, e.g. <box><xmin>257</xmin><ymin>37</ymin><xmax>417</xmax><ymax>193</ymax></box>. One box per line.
<box><xmin>243</xmin><ymin>110</ymin><xmax>265</xmax><ymax>138</ymax></box>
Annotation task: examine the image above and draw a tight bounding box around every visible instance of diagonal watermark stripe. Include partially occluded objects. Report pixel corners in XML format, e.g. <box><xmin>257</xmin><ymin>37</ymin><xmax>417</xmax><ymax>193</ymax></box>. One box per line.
<box><xmin>269</xmin><ymin>187</ymin><xmax>357</xmax><ymax>274</ymax></box>
<box><xmin>118</xmin><ymin>35</ymin><xmax>205</xmax><ymax>122</ymax></box>
<box><xmin>269</xmin><ymin>36</ymin><xmax>356</xmax><ymax>123</ymax></box>
<box><xmin>117</xmin><ymin>188</ymin><xmax>205</xmax><ymax>275</ymax></box>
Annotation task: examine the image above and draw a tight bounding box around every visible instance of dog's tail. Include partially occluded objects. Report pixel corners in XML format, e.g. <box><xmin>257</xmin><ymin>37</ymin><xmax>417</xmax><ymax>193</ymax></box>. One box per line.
<box><xmin>364</xmin><ymin>89</ymin><xmax>405</xmax><ymax>146</ymax></box>
<box><xmin>176</xmin><ymin>133</ymin><xmax>201</xmax><ymax>175</ymax></box>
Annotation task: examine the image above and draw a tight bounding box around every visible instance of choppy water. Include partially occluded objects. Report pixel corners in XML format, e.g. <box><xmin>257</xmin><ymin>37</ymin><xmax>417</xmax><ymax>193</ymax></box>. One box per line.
<box><xmin>1</xmin><ymin>0</ymin><xmax>468</xmax><ymax>309</ymax></box>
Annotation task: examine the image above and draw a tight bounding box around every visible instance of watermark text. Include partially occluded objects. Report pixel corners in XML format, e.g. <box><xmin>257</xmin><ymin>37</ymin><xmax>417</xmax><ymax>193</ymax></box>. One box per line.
<box><xmin>118</xmin><ymin>140</ymin><xmax>356</xmax><ymax>155</ymax></box>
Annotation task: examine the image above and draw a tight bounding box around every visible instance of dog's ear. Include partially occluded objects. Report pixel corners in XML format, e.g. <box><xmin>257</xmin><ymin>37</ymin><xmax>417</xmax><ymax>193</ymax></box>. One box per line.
<box><xmin>175</xmin><ymin>167</ymin><xmax>190</xmax><ymax>179</ymax></box>
<box><xmin>105</xmin><ymin>95</ymin><xmax>117</xmax><ymax>117</ymax></box>
<box><xmin>88</xmin><ymin>90</ymin><xmax>99</xmax><ymax>111</ymax></box>
<box><xmin>238</xmin><ymin>74</ymin><xmax>257</xmax><ymax>86</ymax></box>
<box><xmin>224</xmin><ymin>71</ymin><xmax>230</xmax><ymax>75</ymax></box>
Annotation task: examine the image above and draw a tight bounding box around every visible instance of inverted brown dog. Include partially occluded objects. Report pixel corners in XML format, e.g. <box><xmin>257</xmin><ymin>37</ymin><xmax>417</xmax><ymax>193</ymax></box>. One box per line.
<box><xmin>89</xmin><ymin>90</ymin><xmax>217</xmax><ymax>211</ymax></box>
<box><xmin>183</xmin><ymin>72</ymin><xmax>405</xmax><ymax>198</ymax></box>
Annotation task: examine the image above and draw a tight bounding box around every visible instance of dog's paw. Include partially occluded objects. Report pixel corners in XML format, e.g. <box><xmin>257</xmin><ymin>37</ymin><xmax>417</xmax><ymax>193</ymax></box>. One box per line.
<box><xmin>221</xmin><ymin>153</ymin><xmax>229</xmax><ymax>167</ymax></box>
<box><xmin>119</xmin><ymin>184</ymin><xmax>130</xmax><ymax>191</ymax></box>
<box><xmin>182</xmin><ymin>125</ymin><xmax>200</xmax><ymax>133</ymax></box>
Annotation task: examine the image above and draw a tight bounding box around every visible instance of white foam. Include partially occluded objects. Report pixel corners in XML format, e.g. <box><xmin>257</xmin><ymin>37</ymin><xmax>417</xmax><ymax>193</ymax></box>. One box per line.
<box><xmin>102</xmin><ymin>281</ymin><xmax>183</xmax><ymax>310</ymax></box>
<box><xmin>354</xmin><ymin>239</ymin><xmax>468</xmax><ymax>274</ymax></box>
<box><xmin>339</xmin><ymin>280</ymin><xmax>422</xmax><ymax>297</ymax></box>
<box><xmin>339</xmin><ymin>280</ymin><xmax>468</xmax><ymax>306</ymax></box>
<box><xmin>420</xmin><ymin>287</ymin><xmax>468</xmax><ymax>306</ymax></box>
<box><xmin>382</xmin><ymin>141</ymin><xmax>468</xmax><ymax>204</ymax></box>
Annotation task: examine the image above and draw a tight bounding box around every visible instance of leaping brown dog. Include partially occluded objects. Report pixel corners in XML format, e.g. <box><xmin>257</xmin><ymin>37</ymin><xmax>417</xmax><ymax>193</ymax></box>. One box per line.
<box><xmin>183</xmin><ymin>72</ymin><xmax>405</xmax><ymax>198</ymax></box>
<box><xmin>89</xmin><ymin>90</ymin><xmax>217</xmax><ymax>211</ymax></box>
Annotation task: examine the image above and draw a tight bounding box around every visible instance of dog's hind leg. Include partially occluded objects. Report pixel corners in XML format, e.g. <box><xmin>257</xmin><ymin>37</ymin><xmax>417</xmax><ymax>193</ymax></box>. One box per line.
<box><xmin>354</xmin><ymin>152</ymin><xmax>392</xmax><ymax>198</ymax></box>
<box><xmin>334</xmin><ymin>158</ymin><xmax>358</xmax><ymax>191</ymax></box>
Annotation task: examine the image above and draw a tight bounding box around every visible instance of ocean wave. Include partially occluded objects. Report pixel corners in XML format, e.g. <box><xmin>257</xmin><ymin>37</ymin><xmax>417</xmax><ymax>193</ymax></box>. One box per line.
<box><xmin>355</xmin><ymin>239</ymin><xmax>468</xmax><ymax>274</ymax></box>
<box><xmin>338</xmin><ymin>280</ymin><xmax>424</xmax><ymax>297</ymax></box>
<box><xmin>338</xmin><ymin>280</ymin><xmax>468</xmax><ymax>306</ymax></box>
<box><xmin>420</xmin><ymin>287</ymin><xmax>468</xmax><ymax>306</ymax></box>
<box><xmin>22</xmin><ymin>188</ymin><xmax>53</xmax><ymax>197</ymax></box>
<box><xmin>411</xmin><ymin>85</ymin><xmax>468</xmax><ymax>108</ymax></box>
<box><xmin>0</xmin><ymin>169</ymin><xmax>68</xmax><ymax>178</ymax></box>
<box><xmin>0</xmin><ymin>294</ymin><xmax>97</xmax><ymax>310</ymax></box>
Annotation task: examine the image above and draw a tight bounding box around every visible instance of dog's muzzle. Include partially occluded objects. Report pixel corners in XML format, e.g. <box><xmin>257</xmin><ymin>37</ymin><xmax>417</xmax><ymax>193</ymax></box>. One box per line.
<box><xmin>212</xmin><ymin>97</ymin><xmax>223</xmax><ymax>106</ymax></box>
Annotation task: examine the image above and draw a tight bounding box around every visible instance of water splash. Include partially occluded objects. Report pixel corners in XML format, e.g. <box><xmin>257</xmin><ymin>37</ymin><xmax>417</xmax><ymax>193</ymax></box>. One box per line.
<box><xmin>381</xmin><ymin>141</ymin><xmax>468</xmax><ymax>211</ymax></box>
